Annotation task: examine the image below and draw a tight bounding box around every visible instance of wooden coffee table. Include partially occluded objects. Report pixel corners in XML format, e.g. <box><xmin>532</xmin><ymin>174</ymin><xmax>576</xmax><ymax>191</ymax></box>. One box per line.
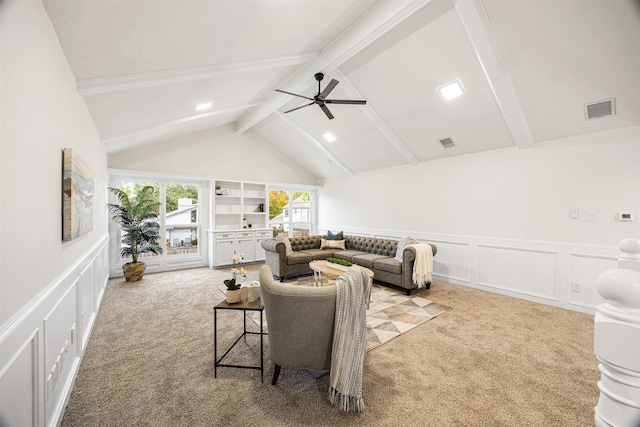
<box><xmin>309</xmin><ymin>260</ymin><xmax>374</xmax><ymax>286</ymax></box>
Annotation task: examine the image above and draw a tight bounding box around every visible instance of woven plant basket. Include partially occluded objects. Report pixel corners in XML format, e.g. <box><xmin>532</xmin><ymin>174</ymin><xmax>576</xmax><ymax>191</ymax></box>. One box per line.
<box><xmin>226</xmin><ymin>289</ymin><xmax>243</xmax><ymax>304</ymax></box>
<box><xmin>123</xmin><ymin>262</ymin><xmax>146</xmax><ymax>282</ymax></box>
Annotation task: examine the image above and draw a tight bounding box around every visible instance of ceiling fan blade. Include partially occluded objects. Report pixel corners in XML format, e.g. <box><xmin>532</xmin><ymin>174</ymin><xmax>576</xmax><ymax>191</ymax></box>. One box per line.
<box><xmin>320</xmin><ymin>104</ymin><xmax>334</xmax><ymax>120</ymax></box>
<box><xmin>275</xmin><ymin>89</ymin><xmax>314</xmax><ymax>101</ymax></box>
<box><xmin>283</xmin><ymin>102</ymin><xmax>314</xmax><ymax>114</ymax></box>
<box><xmin>325</xmin><ymin>99</ymin><xmax>367</xmax><ymax>105</ymax></box>
<box><xmin>320</xmin><ymin>79</ymin><xmax>339</xmax><ymax>98</ymax></box>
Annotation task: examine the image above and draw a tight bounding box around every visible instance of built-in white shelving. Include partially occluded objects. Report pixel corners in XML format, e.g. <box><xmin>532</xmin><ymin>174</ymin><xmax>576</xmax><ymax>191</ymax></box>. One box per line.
<box><xmin>214</xmin><ymin>180</ymin><xmax>267</xmax><ymax>230</ymax></box>
<box><xmin>210</xmin><ymin>180</ymin><xmax>271</xmax><ymax>266</ymax></box>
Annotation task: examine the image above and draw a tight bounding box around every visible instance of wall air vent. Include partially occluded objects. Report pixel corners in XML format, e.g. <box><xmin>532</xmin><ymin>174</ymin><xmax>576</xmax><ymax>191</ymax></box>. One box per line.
<box><xmin>438</xmin><ymin>137</ymin><xmax>455</xmax><ymax>149</ymax></box>
<box><xmin>584</xmin><ymin>98</ymin><xmax>615</xmax><ymax>120</ymax></box>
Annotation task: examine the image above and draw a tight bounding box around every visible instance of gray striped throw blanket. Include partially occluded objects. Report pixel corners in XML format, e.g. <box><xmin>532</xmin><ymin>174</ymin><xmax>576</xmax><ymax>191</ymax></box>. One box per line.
<box><xmin>329</xmin><ymin>267</ymin><xmax>371</xmax><ymax>412</ymax></box>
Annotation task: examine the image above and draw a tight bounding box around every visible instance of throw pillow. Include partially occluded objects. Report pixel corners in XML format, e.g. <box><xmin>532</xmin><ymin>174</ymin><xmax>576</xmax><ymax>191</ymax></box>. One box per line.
<box><xmin>327</xmin><ymin>230</ymin><xmax>344</xmax><ymax>240</ymax></box>
<box><xmin>276</xmin><ymin>234</ymin><xmax>293</xmax><ymax>255</ymax></box>
<box><xmin>321</xmin><ymin>238</ymin><xmax>345</xmax><ymax>250</ymax></box>
<box><xmin>395</xmin><ymin>237</ymin><xmax>418</xmax><ymax>261</ymax></box>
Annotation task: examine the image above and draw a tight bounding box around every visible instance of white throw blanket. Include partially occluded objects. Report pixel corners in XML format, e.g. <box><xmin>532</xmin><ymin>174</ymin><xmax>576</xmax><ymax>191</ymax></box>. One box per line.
<box><xmin>409</xmin><ymin>243</ymin><xmax>433</xmax><ymax>287</ymax></box>
<box><xmin>329</xmin><ymin>267</ymin><xmax>370</xmax><ymax>413</ymax></box>
<box><xmin>395</xmin><ymin>236</ymin><xmax>417</xmax><ymax>261</ymax></box>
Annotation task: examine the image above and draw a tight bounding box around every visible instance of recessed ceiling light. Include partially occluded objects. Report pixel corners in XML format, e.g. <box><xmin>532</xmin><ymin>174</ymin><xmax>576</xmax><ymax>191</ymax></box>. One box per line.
<box><xmin>196</xmin><ymin>102</ymin><xmax>213</xmax><ymax>111</ymax></box>
<box><xmin>437</xmin><ymin>80</ymin><xmax>465</xmax><ymax>102</ymax></box>
<box><xmin>323</xmin><ymin>132</ymin><xmax>337</xmax><ymax>142</ymax></box>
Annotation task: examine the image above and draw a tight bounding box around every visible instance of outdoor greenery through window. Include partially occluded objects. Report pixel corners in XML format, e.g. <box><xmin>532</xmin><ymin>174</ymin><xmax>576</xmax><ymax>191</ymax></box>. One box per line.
<box><xmin>269</xmin><ymin>189</ymin><xmax>312</xmax><ymax>237</ymax></box>
<box><xmin>165</xmin><ymin>183</ymin><xmax>199</xmax><ymax>256</ymax></box>
<box><xmin>118</xmin><ymin>180</ymin><xmax>200</xmax><ymax>259</ymax></box>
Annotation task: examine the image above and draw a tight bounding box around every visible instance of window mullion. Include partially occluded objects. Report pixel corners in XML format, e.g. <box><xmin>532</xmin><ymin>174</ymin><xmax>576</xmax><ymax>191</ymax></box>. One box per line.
<box><xmin>159</xmin><ymin>182</ymin><xmax>167</xmax><ymax>259</ymax></box>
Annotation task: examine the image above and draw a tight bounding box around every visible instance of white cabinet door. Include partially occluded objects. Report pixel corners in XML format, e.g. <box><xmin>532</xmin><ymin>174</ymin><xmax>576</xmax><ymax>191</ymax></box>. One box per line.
<box><xmin>237</xmin><ymin>231</ymin><xmax>255</xmax><ymax>262</ymax></box>
<box><xmin>215</xmin><ymin>239</ymin><xmax>235</xmax><ymax>266</ymax></box>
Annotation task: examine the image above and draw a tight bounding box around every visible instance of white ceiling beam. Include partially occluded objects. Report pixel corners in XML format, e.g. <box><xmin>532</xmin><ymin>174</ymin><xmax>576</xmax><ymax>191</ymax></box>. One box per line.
<box><xmin>275</xmin><ymin>112</ymin><xmax>354</xmax><ymax>176</ymax></box>
<box><xmin>332</xmin><ymin>69</ymin><xmax>420</xmax><ymax>166</ymax></box>
<box><xmin>77</xmin><ymin>53</ymin><xmax>318</xmax><ymax>96</ymax></box>
<box><xmin>455</xmin><ymin>0</ymin><xmax>534</xmax><ymax>149</ymax></box>
<box><xmin>103</xmin><ymin>102</ymin><xmax>257</xmax><ymax>153</ymax></box>
<box><xmin>236</xmin><ymin>0</ymin><xmax>436</xmax><ymax>134</ymax></box>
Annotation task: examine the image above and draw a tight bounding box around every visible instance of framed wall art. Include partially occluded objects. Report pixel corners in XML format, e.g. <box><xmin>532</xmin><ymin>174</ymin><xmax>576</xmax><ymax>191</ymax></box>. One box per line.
<box><xmin>62</xmin><ymin>148</ymin><xmax>94</xmax><ymax>241</ymax></box>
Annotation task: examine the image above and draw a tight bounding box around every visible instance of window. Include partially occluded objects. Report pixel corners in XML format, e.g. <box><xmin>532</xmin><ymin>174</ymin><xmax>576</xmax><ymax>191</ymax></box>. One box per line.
<box><xmin>110</xmin><ymin>176</ymin><xmax>205</xmax><ymax>273</ymax></box>
<box><xmin>116</xmin><ymin>179</ymin><xmax>161</xmax><ymax>261</ymax></box>
<box><xmin>165</xmin><ymin>183</ymin><xmax>200</xmax><ymax>256</ymax></box>
<box><xmin>269</xmin><ymin>188</ymin><xmax>314</xmax><ymax>237</ymax></box>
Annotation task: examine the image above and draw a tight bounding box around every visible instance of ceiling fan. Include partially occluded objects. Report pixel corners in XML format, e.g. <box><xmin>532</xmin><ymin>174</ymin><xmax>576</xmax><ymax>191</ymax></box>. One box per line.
<box><xmin>275</xmin><ymin>72</ymin><xmax>366</xmax><ymax>120</ymax></box>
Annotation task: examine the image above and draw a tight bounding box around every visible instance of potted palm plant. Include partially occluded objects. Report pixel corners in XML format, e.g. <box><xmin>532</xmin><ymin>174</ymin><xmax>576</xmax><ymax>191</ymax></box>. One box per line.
<box><xmin>108</xmin><ymin>185</ymin><xmax>163</xmax><ymax>281</ymax></box>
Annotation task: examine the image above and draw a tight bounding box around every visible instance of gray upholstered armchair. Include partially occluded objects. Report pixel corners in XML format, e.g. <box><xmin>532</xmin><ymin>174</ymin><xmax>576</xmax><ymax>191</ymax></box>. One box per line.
<box><xmin>259</xmin><ymin>265</ymin><xmax>337</xmax><ymax>385</ymax></box>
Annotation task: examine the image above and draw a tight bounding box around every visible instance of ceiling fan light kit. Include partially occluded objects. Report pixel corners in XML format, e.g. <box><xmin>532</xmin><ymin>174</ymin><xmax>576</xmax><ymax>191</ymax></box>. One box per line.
<box><xmin>276</xmin><ymin>72</ymin><xmax>366</xmax><ymax>120</ymax></box>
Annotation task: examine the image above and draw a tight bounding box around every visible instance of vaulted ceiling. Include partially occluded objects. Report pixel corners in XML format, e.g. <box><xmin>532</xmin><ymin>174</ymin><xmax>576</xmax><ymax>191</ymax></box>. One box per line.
<box><xmin>44</xmin><ymin>0</ymin><xmax>640</xmax><ymax>179</ymax></box>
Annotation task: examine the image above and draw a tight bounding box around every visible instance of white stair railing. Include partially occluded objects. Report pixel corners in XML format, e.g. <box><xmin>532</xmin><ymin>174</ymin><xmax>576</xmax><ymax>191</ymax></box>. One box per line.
<box><xmin>594</xmin><ymin>238</ymin><xmax>640</xmax><ymax>427</ymax></box>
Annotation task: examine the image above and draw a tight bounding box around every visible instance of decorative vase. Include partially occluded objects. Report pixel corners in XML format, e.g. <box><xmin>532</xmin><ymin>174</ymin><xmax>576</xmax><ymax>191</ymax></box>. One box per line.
<box><xmin>123</xmin><ymin>262</ymin><xmax>146</xmax><ymax>282</ymax></box>
<box><xmin>226</xmin><ymin>289</ymin><xmax>242</xmax><ymax>304</ymax></box>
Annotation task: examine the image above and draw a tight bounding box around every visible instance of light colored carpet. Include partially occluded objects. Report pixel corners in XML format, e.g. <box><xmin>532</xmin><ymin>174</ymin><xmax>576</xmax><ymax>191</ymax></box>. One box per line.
<box><xmin>239</xmin><ymin>278</ymin><xmax>451</xmax><ymax>352</ymax></box>
<box><xmin>60</xmin><ymin>265</ymin><xmax>599</xmax><ymax>426</ymax></box>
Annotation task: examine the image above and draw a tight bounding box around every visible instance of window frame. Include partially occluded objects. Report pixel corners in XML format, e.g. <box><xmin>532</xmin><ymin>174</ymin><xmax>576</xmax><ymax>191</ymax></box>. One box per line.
<box><xmin>268</xmin><ymin>186</ymin><xmax>317</xmax><ymax>238</ymax></box>
<box><xmin>108</xmin><ymin>170</ymin><xmax>209</xmax><ymax>276</ymax></box>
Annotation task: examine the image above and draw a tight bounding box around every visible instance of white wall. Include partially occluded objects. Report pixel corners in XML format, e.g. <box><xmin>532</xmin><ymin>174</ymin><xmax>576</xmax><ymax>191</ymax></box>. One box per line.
<box><xmin>1</xmin><ymin>2</ymin><xmax>109</xmax><ymax>426</ymax></box>
<box><xmin>108</xmin><ymin>126</ymin><xmax>319</xmax><ymax>185</ymax></box>
<box><xmin>319</xmin><ymin>127</ymin><xmax>640</xmax><ymax>312</ymax></box>
<box><xmin>319</xmin><ymin>127</ymin><xmax>640</xmax><ymax>245</ymax></box>
<box><xmin>1</xmin><ymin>0</ymin><xmax>109</xmax><ymax>325</ymax></box>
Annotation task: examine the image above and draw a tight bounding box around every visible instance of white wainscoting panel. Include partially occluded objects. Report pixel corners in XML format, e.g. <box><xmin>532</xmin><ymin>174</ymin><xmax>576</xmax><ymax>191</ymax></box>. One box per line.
<box><xmin>424</xmin><ymin>239</ymin><xmax>471</xmax><ymax>283</ymax></box>
<box><xmin>43</xmin><ymin>281</ymin><xmax>77</xmax><ymax>423</ymax></box>
<box><xmin>102</xmin><ymin>247</ymin><xmax>110</xmax><ymax>290</ymax></box>
<box><xmin>476</xmin><ymin>245</ymin><xmax>559</xmax><ymax>301</ymax></box>
<box><xmin>319</xmin><ymin>225</ymin><xmax>618</xmax><ymax>314</ymax></box>
<box><xmin>569</xmin><ymin>253</ymin><xmax>617</xmax><ymax>310</ymax></box>
<box><xmin>0</xmin><ymin>330</ymin><xmax>39</xmax><ymax>427</ymax></box>
<box><xmin>80</xmin><ymin>263</ymin><xmax>95</xmax><ymax>351</ymax></box>
<box><xmin>0</xmin><ymin>234</ymin><xmax>109</xmax><ymax>427</ymax></box>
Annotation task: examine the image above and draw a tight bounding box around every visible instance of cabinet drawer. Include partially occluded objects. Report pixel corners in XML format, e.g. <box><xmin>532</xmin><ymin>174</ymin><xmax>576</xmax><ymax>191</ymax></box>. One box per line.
<box><xmin>255</xmin><ymin>231</ymin><xmax>272</xmax><ymax>238</ymax></box>
<box><xmin>215</xmin><ymin>232</ymin><xmax>235</xmax><ymax>240</ymax></box>
<box><xmin>237</xmin><ymin>231</ymin><xmax>253</xmax><ymax>238</ymax></box>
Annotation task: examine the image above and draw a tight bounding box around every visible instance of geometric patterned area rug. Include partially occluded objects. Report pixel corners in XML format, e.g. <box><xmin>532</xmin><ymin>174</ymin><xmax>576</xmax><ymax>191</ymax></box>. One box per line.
<box><xmin>365</xmin><ymin>283</ymin><xmax>451</xmax><ymax>352</ymax></box>
<box><xmin>244</xmin><ymin>278</ymin><xmax>451</xmax><ymax>353</ymax></box>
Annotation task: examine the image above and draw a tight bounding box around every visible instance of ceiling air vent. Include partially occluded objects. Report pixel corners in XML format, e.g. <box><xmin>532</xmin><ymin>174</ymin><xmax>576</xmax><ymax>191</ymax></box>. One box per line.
<box><xmin>438</xmin><ymin>137</ymin><xmax>455</xmax><ymax>149</ymax></box>
<box><xmin>584</xmin><ymin>98</ymin><xmax>615</xmax><ymax>120</ymax></box>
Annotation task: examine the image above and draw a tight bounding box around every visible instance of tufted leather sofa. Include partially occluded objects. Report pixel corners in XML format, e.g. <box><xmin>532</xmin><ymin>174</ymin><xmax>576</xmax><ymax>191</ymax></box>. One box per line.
<box><xmin>261</xmin><ymin>235</ymin><xmax>437</xmax><ymax>295</ymax></box>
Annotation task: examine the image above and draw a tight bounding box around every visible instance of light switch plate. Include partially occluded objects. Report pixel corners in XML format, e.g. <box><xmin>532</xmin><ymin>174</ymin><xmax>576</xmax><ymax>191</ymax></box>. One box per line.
<box><xmin>570</xmin><ymin>207</ymin><xmax>579</xmax><ymax>219</ymax></box>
